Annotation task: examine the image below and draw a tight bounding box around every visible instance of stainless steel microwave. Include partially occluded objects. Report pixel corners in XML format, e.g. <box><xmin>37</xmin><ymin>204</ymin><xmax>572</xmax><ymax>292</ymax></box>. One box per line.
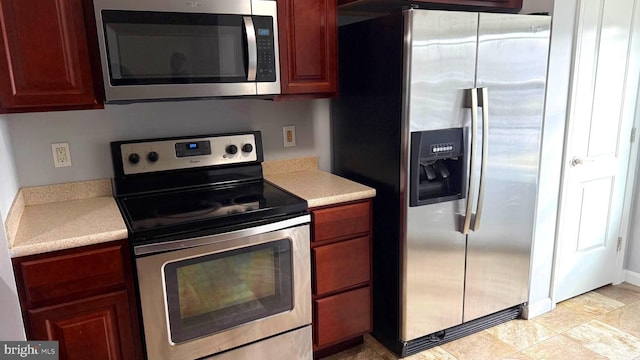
<box><xmin>93</xmin><ymin>0</ymin><xmax>280</xmax><ymax>103</ymax></box>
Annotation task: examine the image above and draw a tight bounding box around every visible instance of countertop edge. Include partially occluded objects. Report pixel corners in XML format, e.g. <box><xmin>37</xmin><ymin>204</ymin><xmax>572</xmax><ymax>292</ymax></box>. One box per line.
<box><xmin>307</xmin><ymin>190</ymin><xmax>377</xmax><ymax>208</ymax></box>
<box><xmin>9</xmin><ymin>229</ymin><xmax>129</xmax><ymax>258</ymax></box>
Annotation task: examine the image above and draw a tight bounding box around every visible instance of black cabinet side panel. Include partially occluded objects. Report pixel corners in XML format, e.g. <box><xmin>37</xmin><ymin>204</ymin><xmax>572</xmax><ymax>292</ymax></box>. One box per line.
<box><xmin>331</xmin><ymin>13</ymin><xmax>404</xmax><ymax>353</ymax></box>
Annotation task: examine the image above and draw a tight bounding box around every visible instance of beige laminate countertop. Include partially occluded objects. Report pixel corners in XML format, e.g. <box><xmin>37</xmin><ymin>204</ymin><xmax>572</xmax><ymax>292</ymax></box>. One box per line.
<box><xmin>4</xmin><ymin>157</ymin><xmax>375</xmax><ymax>257</ymax></box>
<box><xmin>265</xmin><ymin>169</ymin><xmax>376</xmax><ymax>208</ymax></box>
<box><xmin>263</xmin><ymin>156</ymin><xmax>375</xmax><ymax>208</ymax></box>
<box><xmin>5</xmin><ymin>179</ymin><xmax>128</xmax><ymax>258</ymax></box>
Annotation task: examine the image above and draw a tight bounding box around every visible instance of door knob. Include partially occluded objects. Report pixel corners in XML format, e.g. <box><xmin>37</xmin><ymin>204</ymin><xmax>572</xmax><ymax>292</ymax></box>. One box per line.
<box><xmin>571</xmin><ymin>156</ymin><xmax>595</xmax><ymax>167</ymax></box>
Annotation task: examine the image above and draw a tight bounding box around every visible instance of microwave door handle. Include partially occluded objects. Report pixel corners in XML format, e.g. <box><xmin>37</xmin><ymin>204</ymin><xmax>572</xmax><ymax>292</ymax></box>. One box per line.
<box><xmin>243</xmin><ymin>17</ymin><xmax>257</xmax><ymax>81</ymax></box>
<box><xmin>472</xmin><ymin>87</ymin><xmax>489</xmax><ymax>231</ymax></box>
<box><xmin>462</xmin><ymin>88</ymin><xmax>479</xmax><ymax>235</ymax></box>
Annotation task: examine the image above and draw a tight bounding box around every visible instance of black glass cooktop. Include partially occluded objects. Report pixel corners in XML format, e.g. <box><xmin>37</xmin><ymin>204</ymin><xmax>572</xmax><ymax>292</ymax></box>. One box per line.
<box><xmin>117</xmin><ymin>180</ymin><xmax>307</xmax><ymax>243</ymax></box>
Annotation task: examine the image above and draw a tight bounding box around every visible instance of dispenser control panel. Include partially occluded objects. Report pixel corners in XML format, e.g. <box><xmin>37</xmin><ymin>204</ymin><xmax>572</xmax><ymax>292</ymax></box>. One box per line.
<box><xmin>430</xmin><ymin>143</ymin><xmax>455</xmax><ymax>154</ymax></box>
<box><xmin>410</xmin><ymin>128</ymin><xmax>466</xmax><ymax>207</ymax></box>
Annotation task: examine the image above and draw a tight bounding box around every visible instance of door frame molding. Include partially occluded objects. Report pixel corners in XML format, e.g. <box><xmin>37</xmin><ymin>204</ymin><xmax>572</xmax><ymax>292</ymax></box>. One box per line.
<box><xmin>617</xmin><ymin>85</ymin><xmax>640</xmax><ymax>285</ymax></box>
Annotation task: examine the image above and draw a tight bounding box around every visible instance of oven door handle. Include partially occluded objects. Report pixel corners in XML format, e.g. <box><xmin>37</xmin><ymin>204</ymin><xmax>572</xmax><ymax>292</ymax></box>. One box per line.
<box><xmin>134</xmin><ymin>214</ymin><xmax>311</xmax><ymax>256</ymax></box>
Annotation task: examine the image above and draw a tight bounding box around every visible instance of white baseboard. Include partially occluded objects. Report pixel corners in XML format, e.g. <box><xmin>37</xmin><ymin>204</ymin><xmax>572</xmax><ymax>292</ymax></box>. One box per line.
<box><xmin>522</xmin><ymin>297</ymin><xmax>554</xmax><ymax>319</ymax></box>
<box><xmin>625</xmin><ymin>270</ymin><xmax>640</xmax><ymax>287</ymax></box>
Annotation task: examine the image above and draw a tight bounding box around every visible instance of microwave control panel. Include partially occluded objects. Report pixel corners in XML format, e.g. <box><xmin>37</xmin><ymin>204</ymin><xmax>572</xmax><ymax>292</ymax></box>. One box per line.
<box><xmin>254</xmin><ymin>16</ymin><xmax>276</xmax><ymax>82</ymax></box>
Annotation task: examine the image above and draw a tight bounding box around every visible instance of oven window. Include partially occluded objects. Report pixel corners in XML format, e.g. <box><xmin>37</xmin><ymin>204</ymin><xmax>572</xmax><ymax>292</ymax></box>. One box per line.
<box><xmin>164</xmin><ymin>239</ymin><xmax>293</xmax><ymax>343</ymax></box>
<box><xmin>101</xmin><ymin>11</ymin><xmax>253</xmax><ymax>85</ymax></box>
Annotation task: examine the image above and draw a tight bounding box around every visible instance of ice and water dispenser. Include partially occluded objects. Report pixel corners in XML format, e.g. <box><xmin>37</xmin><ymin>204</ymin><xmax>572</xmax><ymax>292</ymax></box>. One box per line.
<box><xmin>410</xmin><ymin>128</ymin><xmax>467</xmax><ymax>206</ymax></box>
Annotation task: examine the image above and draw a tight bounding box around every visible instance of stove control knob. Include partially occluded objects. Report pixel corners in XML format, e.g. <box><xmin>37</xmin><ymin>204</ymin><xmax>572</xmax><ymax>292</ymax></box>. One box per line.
<box><xmin>242</xmin><ymin>144</ymin><xmax>253</xmax><ymax>153</ymax></box>
<box><xmin>147</xmin><ymin>151</ymin><xmax>159</xmax><ymax>162</ymax></box>
<box><xmin>128</xmin><ymin>153</ymin><xmax>140</xmax><ymax>164</ymax></box>
<box><xmin>226</xmin><ymin>145</ymin><xmax>238</xmax><ymax>155</ymax></box>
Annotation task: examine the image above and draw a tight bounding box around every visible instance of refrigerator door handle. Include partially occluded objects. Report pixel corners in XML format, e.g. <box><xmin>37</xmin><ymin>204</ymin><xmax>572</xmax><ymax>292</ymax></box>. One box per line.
<box><xmin>472</xmin><ymin>87</ymin><xmax>489</xmax><ymax>231</ymax></box>
<box><xmin>462</xmin><ymin>88</ymin><xmax>479</xmax><ymax>235</ymax></box>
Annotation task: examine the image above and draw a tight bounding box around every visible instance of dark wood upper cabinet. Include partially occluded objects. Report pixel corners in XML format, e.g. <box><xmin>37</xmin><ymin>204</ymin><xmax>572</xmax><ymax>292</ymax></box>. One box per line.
<box><xmin>277</xmin><ymin>0</ymin><xmax>337</xmax><ymax>97</ymax></box>
<box><xmin>0</xmin><ymin>0</ymin><xmax>103</xmax><ymax>114</ymax></box>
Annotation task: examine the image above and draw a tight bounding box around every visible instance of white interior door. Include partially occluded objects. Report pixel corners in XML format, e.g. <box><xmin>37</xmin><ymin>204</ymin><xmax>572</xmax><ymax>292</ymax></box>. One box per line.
<box><xmin>554</xmin><ymin>0</ymin><xmax>640</xmax><ymax>303</ymax></box>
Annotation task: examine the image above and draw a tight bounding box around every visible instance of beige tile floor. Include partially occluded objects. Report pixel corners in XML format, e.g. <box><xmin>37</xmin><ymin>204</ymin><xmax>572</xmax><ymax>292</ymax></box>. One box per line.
<box><xmin>325</xmin><ymin>283</ymin><xmax>640</xmax><ymax>360</ymax></box>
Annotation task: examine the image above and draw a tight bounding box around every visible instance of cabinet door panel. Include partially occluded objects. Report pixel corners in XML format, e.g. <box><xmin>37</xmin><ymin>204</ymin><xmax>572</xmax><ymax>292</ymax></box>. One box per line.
<box><xmin>0</xmin><ymin>0</ymin><xmax>99</xmax><ymax>112</ymax></box>
<box><xmin>277</xmin><ymin>0</ymin><xmax>337</xmax><ymax>95</ymax></box>
<box><xmin>312</xmin><ymin>201</ymin><xmax>370</xmax><ymax>242</ymax></box>
<box><xmin>29</xmin><ymin>291</ymin><xmax>136</xmax><ymax>360</ymax></box>
<box><xmin>313</xmin><ymin>236</ymin><xmax>370</xmax><ymax>295</ymax></box>
<box><xmin>314</xmin><ymin>287</ymin><xmax>371</xmax><ymax>347</ymax></box>
<box><xmin>17</xmin><ymin>245</ymin><xmax>125</xmax><ymax>307</ymax></box>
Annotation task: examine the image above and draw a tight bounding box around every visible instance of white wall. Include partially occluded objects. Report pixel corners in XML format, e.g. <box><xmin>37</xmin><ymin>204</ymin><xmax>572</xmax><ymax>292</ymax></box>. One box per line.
<box><xmin>6</xmin><ymin>98</ymin><xmax>331</xmax><ymax>187</ymax></box>
<box><xmin>0</xmin><ymin>115</ymin><xmax>26</xmax><ymax>340</ymax></box>
<box><xmin>312</xmin><ymin>99</ymin><xmax>332</xmax><ymax>171</ymax></box>
<box><xmin>0</xmin><ymin>116</ymin><xmax>19</xmax><ymax>215</ymax></box>
<box><xmin>0</xmin><ymin>215</ymin><xmax>25</xmax><ymax>341</ymax></box>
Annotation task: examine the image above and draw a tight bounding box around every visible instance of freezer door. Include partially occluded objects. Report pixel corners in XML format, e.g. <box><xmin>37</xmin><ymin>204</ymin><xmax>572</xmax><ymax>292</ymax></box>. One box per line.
<box><xmin>463</xmin><ymin>13</ymin><xmax>550</xmax><ymax>322</ymax></box>
<box><xmin>402</xmin><ymin>9</ymin><xmax>477</xmax><ymax>341</ymax></box>
<box><xmin>406</xmin><ymin>10</ymin><xmax>478</xmax><ymax>133</ymax></box>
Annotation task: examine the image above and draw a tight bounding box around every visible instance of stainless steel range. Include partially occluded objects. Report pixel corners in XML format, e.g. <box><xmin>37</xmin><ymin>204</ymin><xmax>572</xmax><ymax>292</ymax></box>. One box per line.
<box><xmin>110</xmin><ymin>131</ymin><xmax>312</xmax><ymax>360</ymax></box>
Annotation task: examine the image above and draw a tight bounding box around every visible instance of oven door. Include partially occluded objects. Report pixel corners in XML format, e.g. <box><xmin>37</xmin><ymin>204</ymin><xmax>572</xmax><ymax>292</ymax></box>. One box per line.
<box><xmin>134</xmin><ymin>215</ymin><xmax>310</xmax><ymax>360</ymax></box>
<box><xmin>93</xmin><ymin>0</ymin><xmax>280</xmax><ymax>102</ymax></box>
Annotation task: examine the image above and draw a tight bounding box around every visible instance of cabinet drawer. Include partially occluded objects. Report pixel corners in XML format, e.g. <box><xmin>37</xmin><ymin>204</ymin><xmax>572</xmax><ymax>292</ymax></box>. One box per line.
<box><xmin>314</xmin><ymin>286</ymin><xmax>371</xmax><ymax>347</ymax></box>
<box><xmin>17</xmin><ymin>245</ymin><xmax>125</xmax><ymax>306</ymax></box>
<box><xmin>313</xmin><ymin>236</ymin><xmax>370</xmax><ymax>295</ymax></box>
<box><xmin>312</xmin><ymin>201</ymin><xmax>370</xmax><ymax>242</ymax></box>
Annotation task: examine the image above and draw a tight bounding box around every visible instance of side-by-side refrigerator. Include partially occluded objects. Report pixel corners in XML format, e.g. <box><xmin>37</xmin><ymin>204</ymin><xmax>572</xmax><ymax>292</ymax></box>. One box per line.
<box><xmin>331</xmin><ymin>9</ymin><xmax>550</xmax><ymax>357</ymax></box>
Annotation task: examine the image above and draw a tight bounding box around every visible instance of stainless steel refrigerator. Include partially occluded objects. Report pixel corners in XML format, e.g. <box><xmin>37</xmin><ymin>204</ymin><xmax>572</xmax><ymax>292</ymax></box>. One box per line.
<box><xmin>331</xmin><ymin>9</ymin><xmax>551</xmax><ymax>357</ymax></box>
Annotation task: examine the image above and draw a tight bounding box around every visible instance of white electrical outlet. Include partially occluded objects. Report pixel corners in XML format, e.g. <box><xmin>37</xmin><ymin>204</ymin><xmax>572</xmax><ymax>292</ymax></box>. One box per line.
<box><xmin>51</xmin><ymin>142</ymin><xmax>72</xmax><ymax>168</ymax></box>
<box><xmin>283</xmin><ymin>125</ymin><xmax>296</xmax><ymax>147</ymax></box>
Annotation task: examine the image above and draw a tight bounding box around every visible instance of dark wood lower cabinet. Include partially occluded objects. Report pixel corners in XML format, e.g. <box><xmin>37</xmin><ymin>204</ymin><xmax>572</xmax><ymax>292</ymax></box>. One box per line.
<box><xmin>29</xmin><ymin>291</ymin><xmax>136</xmax><ymax>360</ymax></box>
<box><xmin>13</xmin><ymin>240</ymin><xmax>143</xmax><ymax>360</ymax></box>
<box><xmin>311</xmin><ymin>199</ymin><xmax>373</xmax><ymax>358</ymax></box>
